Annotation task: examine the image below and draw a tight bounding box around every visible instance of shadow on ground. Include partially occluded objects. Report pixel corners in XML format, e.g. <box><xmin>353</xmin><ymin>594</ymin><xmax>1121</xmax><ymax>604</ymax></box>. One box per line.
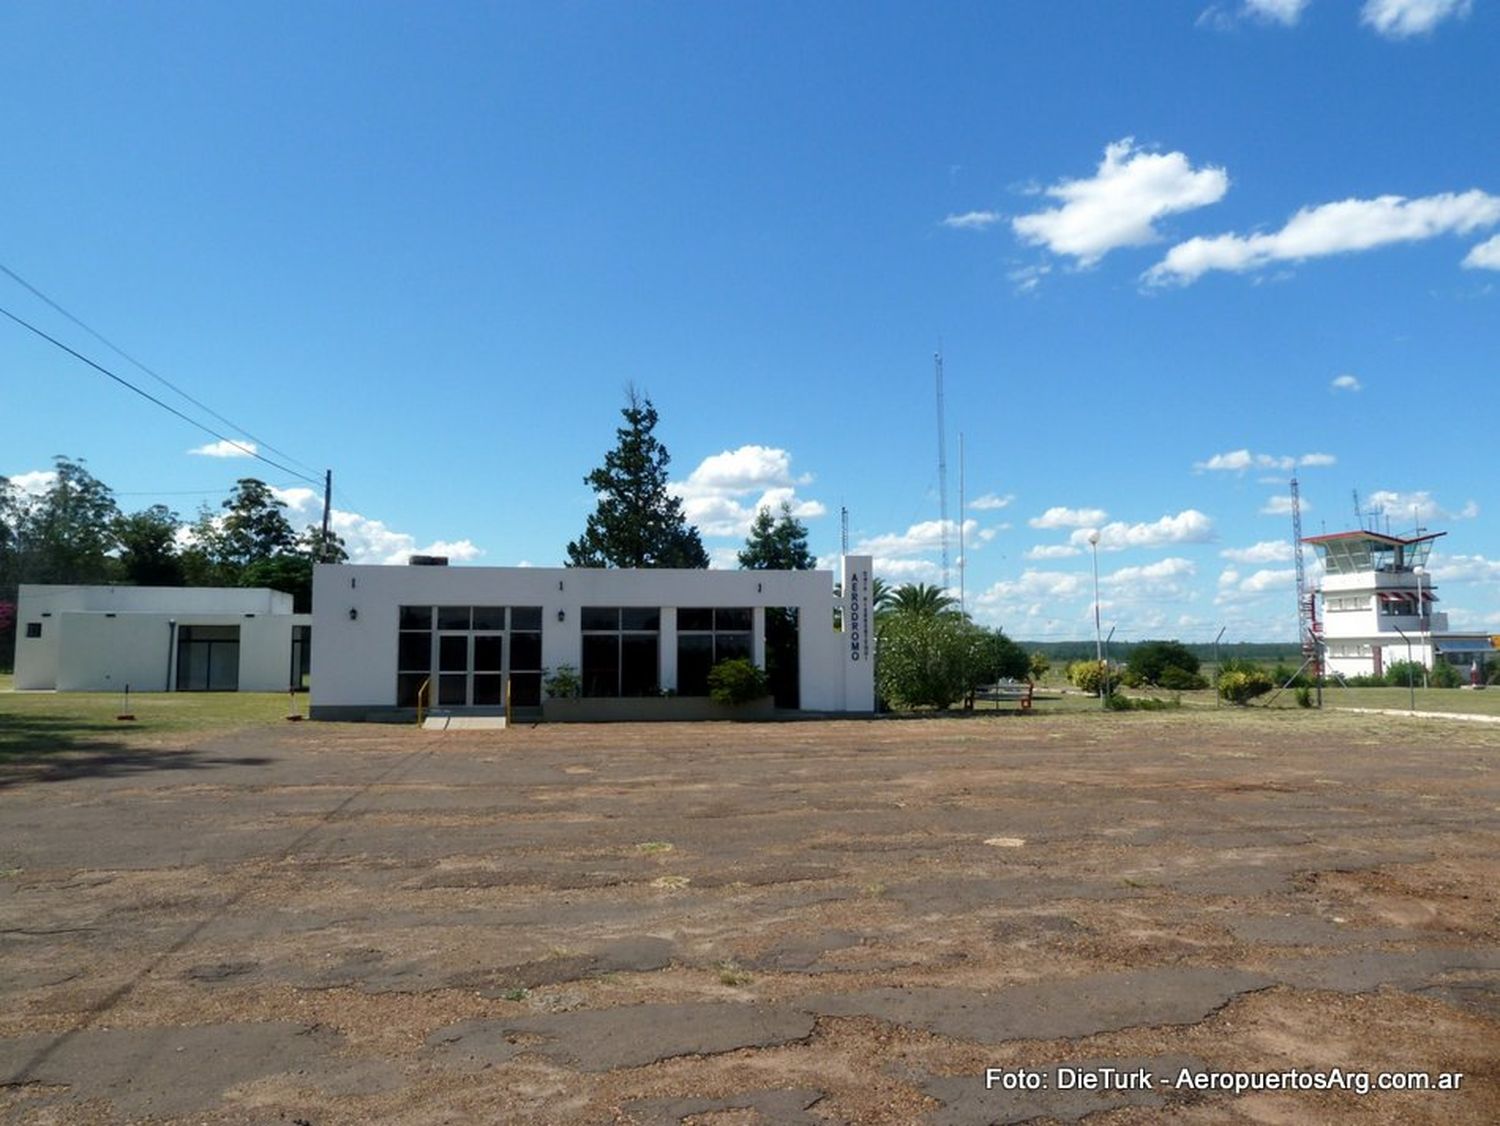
<box><xmin>0</xmin><ymin>716</ymin><xmax>271</xmax><ymax>788</ymax></box>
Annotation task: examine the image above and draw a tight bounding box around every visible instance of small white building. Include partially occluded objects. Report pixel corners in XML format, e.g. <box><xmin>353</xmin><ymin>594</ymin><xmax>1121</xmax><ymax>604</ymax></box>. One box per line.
<box><xmin>14</xmin><ymin>585</ymin><xmax>310</xmax><ymax>693</ymax></box>
<box><xmin>1306</xmin><ymin>529</ymin><xmax>1494</xmax><ymax>681</ymax></box>
<box><xmin>309</xmin><ymin>556</ymin><xmax>876</xmax><ymax>720</ymax></box>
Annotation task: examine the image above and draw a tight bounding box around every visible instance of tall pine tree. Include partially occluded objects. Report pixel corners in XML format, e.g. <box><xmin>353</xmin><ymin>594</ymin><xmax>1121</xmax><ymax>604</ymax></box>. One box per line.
<box><xmin>737</xmin><ymin>501</ymin><xmax>815</xmax><ymax>570</ymax></box>
<box><xmin>567</xmin><ymin>389</ymin><xmax>708</xmax><ymax>568</ymax></box>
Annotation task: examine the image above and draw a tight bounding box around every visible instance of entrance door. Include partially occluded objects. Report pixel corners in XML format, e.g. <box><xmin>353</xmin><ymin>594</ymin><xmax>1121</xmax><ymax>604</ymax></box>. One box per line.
<box><xmin>176</xmin><ymin>625</ymin><xmax>241</xmax><ymax>691</ymax></box>
<box><xmin>436</xmin><ymin>632</ymin><xmax>507</xmax><ymax>707</ymax></box>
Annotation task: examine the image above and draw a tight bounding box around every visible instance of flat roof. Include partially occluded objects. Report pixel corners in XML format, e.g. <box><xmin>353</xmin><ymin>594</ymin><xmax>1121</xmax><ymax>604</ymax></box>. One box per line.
<box><xmin>1302</xmin><ymin>529</ymin><xmax>1446</xmax><ymax>547</ymax></box>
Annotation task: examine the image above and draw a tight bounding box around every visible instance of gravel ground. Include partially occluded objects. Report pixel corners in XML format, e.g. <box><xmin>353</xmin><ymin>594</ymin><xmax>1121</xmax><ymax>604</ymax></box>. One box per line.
<box><xmin>1</xmin><ymin>708</ymin><xmax>1496</xmax><ymax>1123</ymax></box>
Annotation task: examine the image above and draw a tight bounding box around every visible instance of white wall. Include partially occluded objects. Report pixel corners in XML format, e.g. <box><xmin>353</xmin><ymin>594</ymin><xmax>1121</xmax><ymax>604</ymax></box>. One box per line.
<box><xmin>13</xmin><ymin>585</ymin><xmax>300</xmax><ymax>692</ymax></box>
<box><xmin>311</xmin><ymin>559</ymin><xmax>874</xmax><ymax>714</ymax></box>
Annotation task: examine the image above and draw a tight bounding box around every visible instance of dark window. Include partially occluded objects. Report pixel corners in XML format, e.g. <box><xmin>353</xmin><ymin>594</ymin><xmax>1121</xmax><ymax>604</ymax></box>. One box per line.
<box><xmin>473</xmin><ymin>674</ymin><xmax>504</xmax><ymax>706</ymax></box>
<box><xmin>397</xmin><ymin>632</ymin><xmax>431</xmax><ymax>672</ymax></box>
<box><xmin>622</xmin><ymin>607</ymin><xmax>660</xmax><ymax>631</ymax></box>
<box><xmin>472</xmin><ymin>605</ymin><xmax>506</xmax><ymax>630</ymax></box>
<box><xmin>675</xmin><ymin>608</ymin><xmax>754</xmax><ymax>696</ymax></box>
<box><xmin>399</xmin><ymin>605</ymin><xmax>432</xmax><ymax>630</ymax></box>
<box><xmin>438</xmin><ymin>674</ymin><xmax>467</xmax><ymax>705</ymax></box>
<box><xmin>397</xmin><ymin>673</ymin><xmax>429</xmax><ymax>707</ymax></box>
<box><xmin>176</xmin><ymin>626</ymin><xmax>241</xmax><ymax>691</ymax></box>
<box><xmin>581</xmin><ymin>607</ymin><xmax>660</xmax><ymax>697</ymax></box>
<box><xmin>439</xmin><ymin>635</ymin><xmax>468</xmax><ymax>672</ymax></box>
<box><xmin>437</xmin><ymin>605</ymin><xmax>471</xmax><ymax>630</ymax></box>
<box><xmin>25</xmin><ymin>622</ymin><xmax>42</xmax><ymax>639</ymax></box>
<box><xmin>473</xmin><ymin>635</ymin><xmax>503</xmax><ymax>672</ymax></box>
<box><xmin>582</xmin><ymin>634</ymin><xmax>620</xmax><ymax>697</ymax></box>
<box><xmin>678</xmin><ymin>607</ymin><xmax>713</xmax><ymax>631</ymax></box>
<box><xmin>581</xmin><ymin>606</ymin><xmax>619</xmax><ymax>631</ymax></box>
<box><xmin>510</xmin><ymin>672</ymin><xmax>542</xmax><ymax>707</ymax></box>
<box><xmin>511</xmin><ymin>631</ymin><xmax>542</xmax><ymax>671</ymax></box>
<box><xmin>511</xmin><ymin>606</ymin><xmax>542</xmax><ymax>631</ymax></box>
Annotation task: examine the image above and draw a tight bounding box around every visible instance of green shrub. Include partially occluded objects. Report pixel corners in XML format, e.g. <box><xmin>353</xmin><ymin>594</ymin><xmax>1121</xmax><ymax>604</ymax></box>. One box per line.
<box><xmin>1295</xmin><ymin>685</ymin><xmax>1313</xmax><ymax>708</ymax></box>
<box><xmin>1429</xmin><ymin>660</ymin><xmax>1463</xmax><ymax>689</ymax></box>
<box><xmin>1218</xmin><ymin>668</ymin><xmax>1273</xmax><ymax>705</ymax></box>
<box><xmin>1067</xmin><ymin>659</ymin><xmax>1112</xmax><ymax>696</ymax></box>
<box><xmin>1158</xmin><ymin>665</ymin><xmax>1208</xmax><ymax>691</ymax></box>
<box><xmin>707</xmin><ymin>658</ymin><xmax>769</xmax><ymax>706</ymax></box>
<box><xmin>543</xmin><ymin>664</ymin><xmax>581</xmax><ymax>699</ymax></box>
<box><xmin>1126</xmin><ymin>640</ymin><xmax>1202</xmax><ymax>688</ymax></box>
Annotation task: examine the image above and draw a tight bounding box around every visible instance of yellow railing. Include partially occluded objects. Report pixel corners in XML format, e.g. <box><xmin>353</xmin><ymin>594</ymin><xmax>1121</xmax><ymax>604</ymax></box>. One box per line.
<box><xmin>415</xmin><ymin>677</ymin><xmax>431</xmax><ymax>726</ymax></box>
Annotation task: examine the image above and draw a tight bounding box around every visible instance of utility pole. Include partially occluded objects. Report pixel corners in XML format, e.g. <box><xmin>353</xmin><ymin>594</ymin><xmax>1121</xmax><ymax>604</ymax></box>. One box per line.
<box><xmin>934</xmin><ymin>351</ymin><xmax>949</xmax><ymax>591</ymax></box>
<box><xmin>958</xmin><ymin>431</ymin><xmax>965</xmax><ymax>616</ymax></box>
<box><xmin>320</xmin><ymin>469</ymin><xmax>332</xmax><ymax>561</ymax></box>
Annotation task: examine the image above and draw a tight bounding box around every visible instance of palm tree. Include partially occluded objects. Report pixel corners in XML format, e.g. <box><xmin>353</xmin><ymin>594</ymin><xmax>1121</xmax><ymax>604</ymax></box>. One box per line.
<box><xmin>872</xmin><ymin>576</ymin><xmax>894</xmax><ymax>616</ymax></box>
<box><xmin>887</xmin><ymin>582</ymin><xmax>957</xmax><ymax>617</ymax></box>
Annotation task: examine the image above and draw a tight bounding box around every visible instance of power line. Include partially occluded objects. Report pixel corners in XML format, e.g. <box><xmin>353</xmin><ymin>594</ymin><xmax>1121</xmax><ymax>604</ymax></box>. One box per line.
<box><xmin>0</xmin><ymin>261</ymin><xmax>323</xmax><ymax>479</ymax></box>
<box><xmin>0</xmin><ymin>302</ymin><xmax>322</xmax><ymax>487</ymax></box>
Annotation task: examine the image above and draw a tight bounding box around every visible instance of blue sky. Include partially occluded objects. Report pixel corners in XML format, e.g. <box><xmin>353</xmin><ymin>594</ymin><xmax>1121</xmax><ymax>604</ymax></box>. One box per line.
<box><xmin>3</xmin><ymin>0</ymin><xmax>1497</xmax><ymax>642</ymax></box>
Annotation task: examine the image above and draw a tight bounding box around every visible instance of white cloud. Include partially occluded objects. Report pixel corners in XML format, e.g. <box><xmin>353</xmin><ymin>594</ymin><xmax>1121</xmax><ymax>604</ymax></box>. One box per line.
<box><xmin>1030</xmin><ymin>505</ymin><xmax>1108</xmax><ymax>529</ymax></box>
<box><xmin>1025</xmin><ymin>544</ymin><xmax>1082</xmax><ymax>560</ymax></box>
<box><xmin>1366</xmin><ymin>489</ymin><xmax>1479</xmax><ymax>524</ymax></box>
<box><xmin>874</xmin><ymin>558</ymin><xmax>943</xmax><ymax>582</ymax></box>
<box><xmin>272</xmin><ymin>486</ymin><xmax>484</xmax><ymax>565</ymax></box>
<box><xmin>1067</xmin><ymin>509</ymin><xmax>1216</xmax><ymax>551</ymax></box>
<box><xmin>1361</xmin><ymin>0</ymin><xmax>1472</xmax><ymax>38</ymax></box>
<box><xmin>1195</xmin><ymin>448</ymin><xmax>1336</xmax><ymax>473</ymax></box>
<box><xmin>1245</xmin><ymin>0</ymin><xmax>1310</xmax><ymax>23</ymax></box>
<box><xmin>1240</xmin><ymin>568</ymin><xmax>1296</xmax><ymax>593</ymax></box>
<box><xmin>671</xmin><ymin>445</ymin><xmax>824</xmax><ymax>538</ymax></box>
<box><xmin>1102</xmin><ymin>556</ymin><xmax>1198</xmax><ymax>596</ymax></box>
<box><xmin>942</xmin><ymin>210</ymin><xmax>1002</xmax><ymax>231</ymax></box>
<box><xmin>1463</xmin><ymin>234</ymin><xmax>1500</xmax><ymax>270</ymax></box>
<box><xmin>977</xmin><ymin>569</ymin><xmax>1086</xmax><ymax>605</ymax></box>
<box><xmin>1146</xmin><ymin>190</ymin><xmax>1500</xmax><ymax>285</ymax></box>
<box><xmin>5</xmin><ymin>469</ymin><xmax>55</xmax><ymax>496</ymax></box>
<box><xmin>188</xmin><ymin>440</ymin><xmax>258</xmax><ymax>459</ymax></box>
<box><xmin>1260</xmin><ymin>494</ymin><xmax>1302</xmax><ymax>516</ymax></box>
<box><xmin>855</xmin><ymin>518</ymin><xmax>979</xmax><ymax>559</ymax></box>
<box><xmin>1430</xmin><ymin>554</ymin><xmax>1500</xmax><ymax>583</ymax></box>
<box><xmin>969</xmin><ymin>492</ymin><xmax>1015</xmax><ymax>511</ymax></box>
<box><xmin>1012</xmin><ymin>138</ymin><xmax>1229</xmax><ymax>266</ymax></box>
<box><xmin>1222</xmin><ymin>540</ymin><xmax>1293</xmax><ymax>564</ymax></box>
<box><xmin>1219</xmin><ymin>567</ymin><xmax>1241</xmax><ymax>588</ymax></box>
<box><xmin>1331</xmin><ymin>374</ymin><xmax>1363</xmax><ymax>392</ymax></box>
<box><xmin>1008</xmin><ymin>264</ymin><xmax>1052</xmax><ymax>293</ymax></box>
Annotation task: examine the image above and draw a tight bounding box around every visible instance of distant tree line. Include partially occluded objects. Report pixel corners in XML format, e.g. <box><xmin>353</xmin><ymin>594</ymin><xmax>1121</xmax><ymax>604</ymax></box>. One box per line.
<box><xmin>0</xmin><ymin>455</ymin><xmax>347</xmax><ymax>668</ymax></box>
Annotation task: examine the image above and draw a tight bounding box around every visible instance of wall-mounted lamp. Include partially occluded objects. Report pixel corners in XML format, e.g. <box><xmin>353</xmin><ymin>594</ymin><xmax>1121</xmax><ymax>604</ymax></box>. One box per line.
<box><xmin>556</xmin><ymin>609</ymin><xmax>566</xmax><ymax>622</ymax></box>
<box><xmin>351</xmin><ymin>577</ymin><xmax>357</xmax><ymax>589</ymax></box>
<box><xmin>757</xmin><ymin>582</ymin><xmax>762</xmax><ymax>593</ymax></box>
<box><xmin>348</xmin><ymin>607</ymin><xmax>359</xmax><ymax>621</ymax></box>
<box><xmin>558</xmin><ymin>580</ymin><xmax>564</xmax><ymax>591</ymax></box>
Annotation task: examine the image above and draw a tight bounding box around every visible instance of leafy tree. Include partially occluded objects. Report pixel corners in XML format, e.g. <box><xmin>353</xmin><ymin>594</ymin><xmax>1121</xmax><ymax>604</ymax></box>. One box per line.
<box><xmin>738</xmin><ymin>501</ymin><xmax>814</xmax><ymax>570</ymax></box>
<box><xmin>219</xmin><ymin>478</ymin><xmax>296</xmax><ymax>569</ymax></box>
<box><xmin>179</xmin><ymin>503</ymin><xmax>233</xmax><ymax>586</ymax></box>
<box><xmin>566</xmin><ymin>389</ymin><xmax>708</xmax><ymax>568</ymax></box>
<box><xmin>25</xmin><ymin>456</ymin><xmax>119</xmax><ymax>583</ymax></box>
<box><xmin>872</xmin><ymin>576</ymin><xmax>893</xmax><ymax>614</ymax></box>
<box><xmin>887</xmin><ymin>582</ymin><xmax>957</xmax><ymax>617</ymax></box>
<box><xmin>876</xmin><ymin>611</ymin><xmax>973</xmax><ymax>709</ymax></box>
<box><xmin>113</xmin><ymin>505</ymin><xmax>185</xmax><ymax>586</ymax></box>
<box><xmin>1126</xmin><ymin>640</ymin><xmax>1202</xmax><ymax>688</ymax></box>
<box><xmin>1219</xmin><ymin>667</ymin><xmax>1274</xmax><ymax>705</ymax></box>
<box><xmin>1067</xmin><ymin>659</ymin><xmax>1112</xmax><ymax>696</ymax></box>
<box><xmin>1028</xmin><ymin>651</ymin><xmax>1052</xmax><ymax>681</ymax></box>
<box><xmin>303</xmin><ymin>524</ymin><xmax>349</xmax><ymax>565</ymax></box>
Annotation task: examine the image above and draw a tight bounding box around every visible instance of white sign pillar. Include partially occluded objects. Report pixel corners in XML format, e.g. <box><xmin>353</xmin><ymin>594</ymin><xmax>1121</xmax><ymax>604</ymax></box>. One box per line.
<box><xmin>841</xmin><ymin>555</ymin><xmax>875</xmax><ymax>712</ymax></box>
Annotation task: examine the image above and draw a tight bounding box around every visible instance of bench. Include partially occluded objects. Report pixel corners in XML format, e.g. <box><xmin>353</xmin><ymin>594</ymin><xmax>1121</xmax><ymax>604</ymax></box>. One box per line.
<box><xmin>971</xmin><ymin>679</ymin><xmax>1034</xmax><ymax>711</ymax></box>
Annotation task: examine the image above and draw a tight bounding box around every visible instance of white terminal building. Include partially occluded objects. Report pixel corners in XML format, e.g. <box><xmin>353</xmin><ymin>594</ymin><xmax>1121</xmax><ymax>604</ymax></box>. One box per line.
<box><xmin>309</xmin><ymin>556</ymin><xmax>876</xmax><ymax>721</ymax></box>
<box><xmin>13</xmin><ymin>584</ymin><xmax>310</xmax><ymax>692</ymax></box>
<box><xmin>1305</xmin><ymin>529</ymin><xmax>1494</xmax><ymax>681</ymax></box>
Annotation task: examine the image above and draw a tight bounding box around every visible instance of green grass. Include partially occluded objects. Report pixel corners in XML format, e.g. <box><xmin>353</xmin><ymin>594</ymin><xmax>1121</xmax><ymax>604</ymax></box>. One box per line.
<box><xmin>0</xmin><ymin>673</ymin><xmax>299</xmax><ymax>758</ymax></box>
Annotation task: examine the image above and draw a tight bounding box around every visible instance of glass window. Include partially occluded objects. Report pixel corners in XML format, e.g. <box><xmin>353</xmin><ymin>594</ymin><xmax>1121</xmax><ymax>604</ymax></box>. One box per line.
<box><xmin>438</xmin><ymin>674</ymin><xmax>467</xmax><ymax>705</ymax></box>
<box><xmin>510</xmin><ymin>672</ymin><xmax>542</xmax><ymax>708</ymax></box>
<box><xmin>398</xmin><ymin>633</ymin><xmax>431</xmax><ymax>672</ymax></box>
<box><xmin>511</xmin><ymin>606</ymin><xmax>542</xmax><ymax>631</ymax></box>
<box><xmin>396</xmin><ymin>673</ymin><xmax>428</xmax><ymax>708</ymax></box>
<box><xmin>472</xmin><ymin>605</ymin><xmax>506</xmax><ymax>630</ymax></box>
<box><xmin>677</xmin><ymin>633</ymin><xmax>713</xmax><ymax>697</ymax></box>
<box><xmin>25</xmin><ymin>622</ymin><xmax>42</xmax><ymax>639</ymax></box>
<box><xmin>715</xmin><ymin>608</ymin><xmax>752</xmax><ymax>631</ymax></box>
<box><xmin>621</xmin><ymin>635</ymin><xmax>660</xmax><ymax>696</ymax></box>
<box><xmin>439</xmin><ymin>635</ymin><xmax>468</xmax><ymax>672</ymax></box>
<box><xmin>473</xmin><ymin>635</ymin><xmax>503</xmax><ymax>672</ymax></box>
<box><xmin>473</xmin><ymin>674</ymin><xmax>504</xmax><ymax>706</ymax></box>
<box><xmin>581</xmin><ymin>606</ymin><xmax>619</xmax><ymax>631</ymax></box>
<box><xmin>716</xmin><ymin>632</ymin><xmax>752</xmax><ymax>663</ymax></box>
<box><xmin>511</xmin><ymin>631</ymin><xmax>542</xmax><ymax>671</ymax></box>
<box><xmin>399</xmin><ymin>605</ymin><xmax>432</xmax><ymax>630</ymax></box>
<box><xmin>438</xmin><ymin>605</ymin><xmax>471</xmax><ymax>630</ymax></box>
<box><xmin>622</xmin><ymin>607</ymin><xmax>661</xmax><ymax>631</ymax></box>
<box><xmin>582</xmin><ymin>634</ymin><xmax>619</xmax><ymax>697</ymax></box>
<box><xmin>678</xmin><ymin>607</ymin><xmax>713</xmax><ymax>631</ymax></box>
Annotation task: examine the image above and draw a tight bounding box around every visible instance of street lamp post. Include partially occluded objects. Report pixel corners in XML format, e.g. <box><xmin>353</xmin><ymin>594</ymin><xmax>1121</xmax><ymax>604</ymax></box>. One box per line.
<box><xmin>1089</xmin><ymin>530</ymin><xmax>1104</xmax><ymax>708</ymax></box>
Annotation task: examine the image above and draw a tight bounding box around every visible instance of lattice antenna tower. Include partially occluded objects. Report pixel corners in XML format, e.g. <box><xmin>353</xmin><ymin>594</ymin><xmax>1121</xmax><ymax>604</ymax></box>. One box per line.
<box><xmin>1291</xmin><ymin>476</ymin><xmax>1317</xmax><ymax>667</ymax></box>
<box><xmin>840</xmin><ymin>505</ymin><xmax>849</xmax><ymax>556</ymax></box>
<box><xmin>934</xmin><ymin>350</ymin><xmax>949</xmax><ymax>590</ymax></box>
